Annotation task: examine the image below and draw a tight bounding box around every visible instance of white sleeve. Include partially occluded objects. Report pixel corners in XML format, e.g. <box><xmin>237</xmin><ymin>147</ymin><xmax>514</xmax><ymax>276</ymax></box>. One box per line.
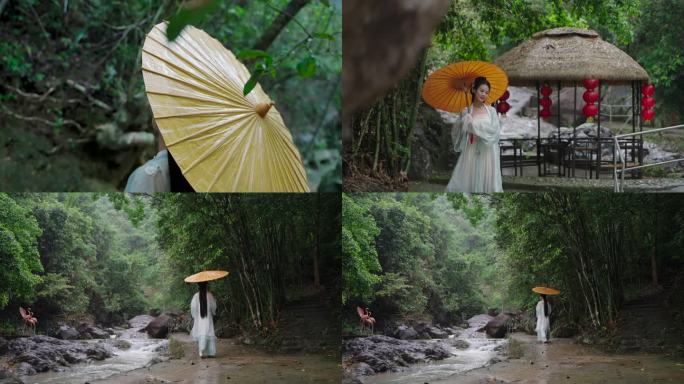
<box><xmin>209</xmin><ymin>293</ymin><xmax>217</xmax><ymax>316</ymax></box>
<box><xmin>190</xmin><ymin>293</ymin><xmax>198</xmax><ymax>319</ymax></box>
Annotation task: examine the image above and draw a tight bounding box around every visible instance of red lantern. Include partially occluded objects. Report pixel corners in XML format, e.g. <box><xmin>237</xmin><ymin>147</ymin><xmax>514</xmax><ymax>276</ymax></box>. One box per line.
<box><xmin>641</xmin><ymin>108</ymin><xmax>655</xmax><ymax>121</ymax></box>
<box><xmin>641</xmin><ymin>84</ymin><xmax>655</xmax><ymax>97</ymax></box>
<box><xmin>500</xmin><ymin>90</ymin><xmax>510</xmax><ymax>101</ymax></box>
<box><xmin>540</xmin><ymin>108</ymin><xmax>552</xmax><ymax>118</ymax></box>
<box><xmin>583</xmin><ymin>79</ymin><xmax>599</xmax><ymax>90</ymax></box>
<box><xmin>583</xmin><ymin>103</ymin><xmax>598</xmax><ymax>117</ymax></box>
<box><xmin>582</xmin><ymin>90</ymin><xmax>599</xmax><ymax>103</ymax></box>
<box><xmin>539</xmin><ymin>98</ymin><xmax>553</xmax><ymax>108</ymax></box>
<box><xmin>497</xmin><ymin>101</ymin><xmax>510</xmax><ymax>114</ymax></box>
<box><xmin>642</xmin><ymin>96</ymin><xmax>655</xmax><ymax>108</ymax></box>
<box><xmin>540</xmin><ymin>84</ymin><xmax>553</xmax><ymax>97</ymax></box>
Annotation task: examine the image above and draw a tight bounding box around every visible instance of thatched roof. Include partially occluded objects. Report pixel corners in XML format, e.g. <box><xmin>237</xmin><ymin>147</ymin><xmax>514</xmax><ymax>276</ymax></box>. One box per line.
<box><xmin>495</xmin><ymin>27</ymin><xmax>649</xmax><ymax>86</ymax></box>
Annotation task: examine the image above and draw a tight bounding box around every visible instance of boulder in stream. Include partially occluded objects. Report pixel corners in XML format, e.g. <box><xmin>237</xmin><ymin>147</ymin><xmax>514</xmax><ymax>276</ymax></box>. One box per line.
<box><xmin>7</xmin><ymin>335</ymin><xmax>111</xmax><ymax>375</ymax></box>
<box><xmin>146</xmin><ymin>314</ymin><xmax>171</xmax><ymax>339</ymax></box>
<box><xmin>77</xmin><ymin>323</ymin><xmax>110</xmax><ymax>339</ymax></box>
<box><xmin>393</xmin><ymin>325</ymin><xmax>417</xmax><ymax>340</ymax></box>
<box><xmin>485</xmin><ymin>313</ymin><xmax>515</xmax><ymax>338</ymax></box>
<box><xmin>56</xmin><ymin>325</ymin><xmax>80</xmax><ymax>340</ymax></box>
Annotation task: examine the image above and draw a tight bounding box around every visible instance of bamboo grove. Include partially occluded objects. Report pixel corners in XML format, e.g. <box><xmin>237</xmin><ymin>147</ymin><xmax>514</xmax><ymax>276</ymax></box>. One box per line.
<box><xmin>347</xmin><ymin>50</ymin><xmax>428</xmax><ymax>181</ymax></box>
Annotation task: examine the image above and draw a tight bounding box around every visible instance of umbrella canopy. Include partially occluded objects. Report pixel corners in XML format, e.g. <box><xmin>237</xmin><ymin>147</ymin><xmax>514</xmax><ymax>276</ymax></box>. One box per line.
<box><xmin>495</xmin><ymin>27</ymin><xmax>650</xmax><ymax>86</ymax></box>
<box><xmin>142</xmin><ymin>22</ymin><xmax>309</xmax><ymax>192</ymax></box>
<box><xmin>422</xmin><ymin>61</ymin><xmax>509</xmax><ymax>112</ymax></box>
<box><xmin>532</xmin><ymin>286</ymin><xmax>560</xmax><ymax>295</ymax></box>
<box><xmin>184</xmin><ymin>270</ymin><xmax>229</xmax><ymax>283</ymax></box>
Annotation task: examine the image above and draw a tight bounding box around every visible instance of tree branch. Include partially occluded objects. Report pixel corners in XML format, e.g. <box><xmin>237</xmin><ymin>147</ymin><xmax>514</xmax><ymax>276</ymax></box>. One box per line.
<box><xmin>253</xmin><ymin>0</ymin><xmax>313</xmax><ymax>51</ymax></box>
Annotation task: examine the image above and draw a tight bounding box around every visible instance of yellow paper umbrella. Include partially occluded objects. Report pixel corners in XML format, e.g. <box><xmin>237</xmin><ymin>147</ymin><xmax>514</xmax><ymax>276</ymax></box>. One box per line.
<box><xmin>532</xmin><ymin>286</ymin><xmax>561</xmax><ymax>295</ymax></box>
<box><xmin>184</xmin><ymin>270</ymin><xmax>230</xmax><ymax>283</ymax></box>
<box><xmin>422</xmin><ymin>61</ymin><xmax>509</xmax><ymax>112</ymax></box>
<box><xmin>142</xmin><ymin>22</ymin><xmax>309</xmax><ymax>192</ymax></box>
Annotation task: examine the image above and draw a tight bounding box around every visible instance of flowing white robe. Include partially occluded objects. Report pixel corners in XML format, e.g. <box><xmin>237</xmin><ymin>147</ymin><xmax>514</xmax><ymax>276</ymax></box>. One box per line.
<box><xmin>535</xmin><ymin>300</ymin><xmax>551</xmax><ymax>342</ymax></box>
<box><xmin>191</xmin><ymin>291</ymin><xmax>217</xmax><ymax>357</ymax></box>
<box><xmin>446</xmin><ymin>105</ymin><xmax>503</xmax><ymax>193</ymax></box>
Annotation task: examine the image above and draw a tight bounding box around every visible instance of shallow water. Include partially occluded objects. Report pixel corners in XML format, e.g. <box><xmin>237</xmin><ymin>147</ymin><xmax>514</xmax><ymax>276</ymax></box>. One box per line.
<box><xmin>364</xmin><ymin>315</ymin><xmax>507</xmax><ymax>384</ymax></box>
<box><xmin>23</xmin><ymin>338</ymin><xmax>166</xmax><ymax>384</ymax></box>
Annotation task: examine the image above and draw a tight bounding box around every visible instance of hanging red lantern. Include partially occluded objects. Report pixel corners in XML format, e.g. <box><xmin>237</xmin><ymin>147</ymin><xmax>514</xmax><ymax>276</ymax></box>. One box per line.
<box><xmin>540</xmin><ymin>108</ymin><xmax>552</xmax><ymax>118</ymax></box>
<box><xmin>539</xmin><ymin>98</ymin><xmax>553</xmax><ymax>108</ymax></box>
<box><xmin>641</xmin><ymin>108</ymin><xmax>655</xmax><ymax>121</ymax></box>
<box><xmin>540</xmin><ymin>84</ymin><xmax>553</xmax><ymax>96</ymax></box>
<box><xmin>582</xmin><ymin>90</ymin><xmax>599</xmax><ymax>103</ymax></box>
<box><xmin>582</xmin><ymin>103</ymin><xmax>598</xmax><ymax>117</ymax></box>
<box><xmin>642</xmin><ymin>96</ymin><xmax>655</xmax><ymax>109</ymax></box>
<box><xmin>583</xmin><ymin>79</ymin><xmax>599</xmax><ymax>90</ymax></box>
<box><xmin>500</xmin><ymin>90</ymin><xmax>510</xmax><ymax>101</ymax></box>
<box><xmin>641</xmin><ymin>83</ymin><xmax>655</xmax><ymax>97</ymax></box>
<box><xmin>497</xmin><ymin>101</ymin><xmax>511</xmax><ymax>114</ymax></box>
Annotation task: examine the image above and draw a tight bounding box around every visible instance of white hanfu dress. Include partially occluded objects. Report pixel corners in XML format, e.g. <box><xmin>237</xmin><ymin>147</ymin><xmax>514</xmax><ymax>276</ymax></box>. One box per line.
<box><xmin>535</xmin><ymin>299</ymin><xmax>551</xmax><ymax>343</ymax></box>
<box><xmin>124</xmin><ymin>149</ymin><xmax>171</xmax><ymax>193</ymax></box>
<box><xmin>190</xmin><ymin>291</ymin><xmax>217</xmax><ymax>357</ymax></box>
<box><xmin>446</xmin><ymin>105</ymin><xmax>503</xmax><ymax>193</ymax></box>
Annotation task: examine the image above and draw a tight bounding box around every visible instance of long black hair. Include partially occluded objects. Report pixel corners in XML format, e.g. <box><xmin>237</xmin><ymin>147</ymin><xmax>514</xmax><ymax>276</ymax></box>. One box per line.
<box><xmin>198</xmin><ymin>282</ymin><xmax>208</xmax><ymax>318</ymax></box>
<box><xmin>541</xmin><ymin>294</ymin><xmax>549</xmax><ymax>317</ymax></box>
<box><xmin>470</xmin><ymin>76</ymin><xmax>491</xmax><ymax>109</ymax></box>
<box><xmin>168</xmin><ymin>151</ymin><xmax>195</xmax><ymax>192</ymax></box>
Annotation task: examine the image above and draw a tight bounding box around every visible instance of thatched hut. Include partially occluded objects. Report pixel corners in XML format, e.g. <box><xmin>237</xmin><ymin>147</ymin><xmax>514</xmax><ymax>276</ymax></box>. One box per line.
<box><xmin>494</xmin><ymin>27</ymin><xmax>650</xmax><ymax>178</ymax></box>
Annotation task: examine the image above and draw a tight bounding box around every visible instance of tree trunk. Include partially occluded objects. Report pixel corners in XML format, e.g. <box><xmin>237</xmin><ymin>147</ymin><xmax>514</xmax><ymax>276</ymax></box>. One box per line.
<box><xmin>403</xmin><ymin>47</ymin><xmax>428</xmax><ymax>172</ymax></box>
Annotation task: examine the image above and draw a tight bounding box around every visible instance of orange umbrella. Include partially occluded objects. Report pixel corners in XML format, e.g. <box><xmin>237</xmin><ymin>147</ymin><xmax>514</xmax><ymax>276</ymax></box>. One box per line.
<box><xmin>422</xmin><ymin>61</ymin><xmax>509</xmax><ymax>112</ymax></box>
<box><xmin>532</xmin><ymin>286</ymin><xmax>560</xmax><ymax>295</ymax></box>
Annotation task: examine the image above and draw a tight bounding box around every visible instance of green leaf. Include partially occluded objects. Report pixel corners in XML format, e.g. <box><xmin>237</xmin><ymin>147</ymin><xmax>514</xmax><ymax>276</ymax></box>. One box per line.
<box><xmin>243</xmin><ymin>73</ymin><xmax>259</xmax><ymax>96</ymax></box>
<box><xmin>167</xmin><ymin>0</ymin><xmax>221</xmax><ymax>42</ymax></box>
<box><xmin>313</xmin><ymin>32</ymin><xmax>335</xmax><ymax>41</ymax></box>
<box><xmin>296</xmin><ymin>56</ymin><xmax>317</xmax><ymax>78</ymax></box>
<box><xmin>237</xmin><ymin>49</ymin><xmax>270</xmax><ymax>60</ymax></box>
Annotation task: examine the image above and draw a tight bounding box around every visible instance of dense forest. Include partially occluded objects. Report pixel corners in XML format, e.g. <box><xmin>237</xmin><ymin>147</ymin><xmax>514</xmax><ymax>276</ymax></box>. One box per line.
<box><xmin>342</xmin><ymin>192</ymin><xmax>684</xmax><ymax>337</ymax></box>
<box><xmin>344</xmin><ymin>0</ymin><xmax>684</xmax><ymax>188</ymax></box>
<box><xmin>0</xmin><ymin>0</ymin><xmax>341</xmax><ymax>191</ymax></box>
<box><xmin>0</xmin><ymin>193</ymin><xmax>340</xmax><ymax>339</ymax></box>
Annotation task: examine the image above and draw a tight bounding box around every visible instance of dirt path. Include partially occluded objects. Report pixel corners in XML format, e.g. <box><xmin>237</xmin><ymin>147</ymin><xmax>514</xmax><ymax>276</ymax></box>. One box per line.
<box><xmin>432</xmin><ymin>333</ymin><xmax>684</xmax><ymax>384</ymax></box>
<box><xmin>93</xmin><ymin>333</ymin><xmax>340</xmax><ymax>384</ymax></box>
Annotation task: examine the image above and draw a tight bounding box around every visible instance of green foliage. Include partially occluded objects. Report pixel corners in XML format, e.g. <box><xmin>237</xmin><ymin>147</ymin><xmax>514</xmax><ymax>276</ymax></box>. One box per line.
<box><xmin>341</xmin><ymin>195</ymin><xmax>381</xmax><ymax>305</ymax></box>
<box><xmin>167</xmin><ymin>0</ymin><xmax>221</xmax><ymax>41</ymax></box>
<box><xmin>0</xmin><ymin>193</ymin><xmax>43</xmax><ymax>309</ymax></box>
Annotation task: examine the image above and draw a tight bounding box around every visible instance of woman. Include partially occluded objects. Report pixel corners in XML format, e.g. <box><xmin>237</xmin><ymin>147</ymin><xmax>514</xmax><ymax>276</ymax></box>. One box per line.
<box><xmin>535</xmin><ymin>294</ymin><xmax>551</xmax><ymax>343</ymax></box>
<box><xmin>190</xmin><ymin>281</ymin><xmax>217</xmax><ymax>357</ymax></box>
<box><xmin>446</xmin><ymin>76</ymin><xmax>503</xmax><ymax>193</ymax></box>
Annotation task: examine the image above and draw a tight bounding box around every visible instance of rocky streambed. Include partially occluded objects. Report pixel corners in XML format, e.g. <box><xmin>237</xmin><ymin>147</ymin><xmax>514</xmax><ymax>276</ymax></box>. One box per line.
<box><xmin>0</xmin><ymin>314</ymin><xmax>182</xmax><ymax>384</ymax></box>
<box><xmin>343</xmin><ymin>315</ymin><xmax>510</xmax><ymax>384</ymax></box>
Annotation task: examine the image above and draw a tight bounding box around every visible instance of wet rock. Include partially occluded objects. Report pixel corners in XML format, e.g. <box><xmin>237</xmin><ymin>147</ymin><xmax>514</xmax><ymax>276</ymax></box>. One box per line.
<box><xmin>112</xmin><ymin>339</ymin><xmax>132</xmax><ymax>350</ymax></box>
<box><xmin>16</xmin><ymin>362</ymin><xmax>36</xmax><ymax>376</ymax></box>
<box><xmin>485</xmin><ymin>313</ymin><xmax>514</xmax><ymax>338</ymax></box>
<box><xmin>343</xmin><ymin>335</ymin><xmax>451</xmax><ymax>374</ymax></box>
<box><xmin>146</xmin><ymin>315</ymin><xmax>171</xmax><ymax>339</ymax></box>
<box><xmin>7</xmin><ymin>336</ymin><xmax>111</xmax><ymax>375</ymax></box>
<box><xmin>450</xmin><ymin>339</ymin><xmax>470</xmax><ymax>350</ymax></box>
<box><xmin>0</xmin><ymin>367</ymin><xmax>27</xmax><ymax>383</ymax></box>
<box><xmin>426</xmin><ymin>326</ymin><xmax>448</xmax><ymax>339</ymax></box>
<box><xmin>56</xmin><ymin>325</ymin><xmax>80</xmax><ymax>340</ymax></box>
<box><xmin>355</xmin><ymin>362</ymin><xmax>375</xmax><ymax>376</ymax></box>
<box><xmin>394</xmin><ymin>325</ymin><xmax>417</xmax><ymax>340</ymax></box>
<box><xmin>78</xmin><ymin>323</ymin><xmax>109</xmax><ymax>339</ymax></box>
<box><xmin>128</xmin><ymin>315</ymin><xmax>155</xmax><ymax>329</ymax></box>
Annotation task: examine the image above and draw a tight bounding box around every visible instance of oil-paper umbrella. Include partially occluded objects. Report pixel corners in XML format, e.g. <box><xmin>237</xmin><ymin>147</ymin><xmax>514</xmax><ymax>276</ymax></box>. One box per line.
<box><xmin>142</xmin><ymin>22</ymin><xmax>309</xmax><ymax>192</ymax></box>
<box><xmin>422</xmin><ymin>61</ymin><xmax>509</xmax><ymax>112</ymax></box>
<box><xmin>184</xmin><ymin>270</ymin><xmax>230</xmax><ymax>283</ymax></box>
<box><xmin>532</xmin><ymin>286</ymin><xmax>561</xmax><ymax>295</ymax></box>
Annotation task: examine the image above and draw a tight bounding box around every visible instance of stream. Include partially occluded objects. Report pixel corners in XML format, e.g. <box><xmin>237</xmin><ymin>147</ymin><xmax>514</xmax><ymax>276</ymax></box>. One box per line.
<box><xmin>363</xmin><ymin>315</ymin><xmax>507</xmax><ymax>384</ymax></box>
<box><xmin>22</xmin><ymin>316</ymin><xmax>167</xmax><ymax>384</ymax></box>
